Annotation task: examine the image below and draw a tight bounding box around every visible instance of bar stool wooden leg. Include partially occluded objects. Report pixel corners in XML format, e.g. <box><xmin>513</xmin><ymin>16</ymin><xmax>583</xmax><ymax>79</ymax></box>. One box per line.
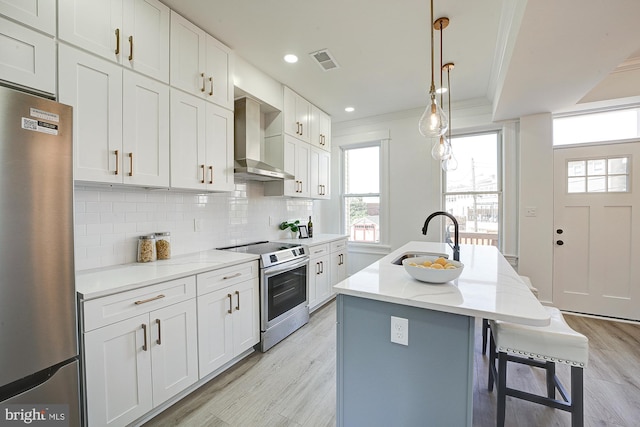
<box><xmin>497</xmin><ymin>352</ymin><xmax>508</xmax><ymax>427</ymax></box>
<box><xmin>545</xmin><ymin>361</ymin><xmax>556</xmax><ymax>398</ymax></box>
<box><xmin>571</xmin><ymin>366</ymin><xmax>584</xmax><ymax>427</ymax></box>
<box><xmin>482</xmin><ymin>318</ymin><xmax>489</xmax><ymax>354</ymax></box>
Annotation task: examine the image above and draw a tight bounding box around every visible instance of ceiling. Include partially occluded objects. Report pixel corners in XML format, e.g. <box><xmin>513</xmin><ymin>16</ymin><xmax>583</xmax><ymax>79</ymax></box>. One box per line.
<box><xmin>161</xmin><ymin>0</ymin><xmax>640</xmax><ymax>123</ymax></box>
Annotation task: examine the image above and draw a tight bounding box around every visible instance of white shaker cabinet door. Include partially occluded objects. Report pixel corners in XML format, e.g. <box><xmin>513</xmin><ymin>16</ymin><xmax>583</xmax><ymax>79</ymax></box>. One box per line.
<box><xmin>231</xmin><ymin>278</ymin><xmax>260</xmax><ymax>355</ymax></box>
<box><xmin>122</xmin><ymin>70</ymin><xmax>169</xmax><ymax>187</ymax></box>
<box><xmin>169</xmin><ymin>10</ymin><xmax>206</xmax><ymax>96</ymax></box>
<box><xmin>170</xmin><ymin>89</ymin><xmax>206</xmax><ymax>190</ymax></box>
<box><xmin>204</xmin><ymin>102</ymin><xmax>234</xmax><ymax>191</ymax></box>
<box><xmin>0</xmin><ymin>16</ymin><xmax>55</xmax><ymax>93</ymax></box>
<box><xmin>197</xmin><ymin>286</ymin><xmax>234</xmax><ymax>378</ymax></box>
<box><xmin>58</xmin><ymin>44</ymin><xmax>123</xmax><ymax>184</ymax></box>
<box><xmin>204</xmin><ymin>34</ymin><xmax>234</xmax><ymax>110</ymax></box>
<box><xmin>0</xmin><ymin>0</ymin><xmax>55</xmax><ymax>35</ymax></box>
<box><xmin>122</xmin><ymin>0</ymin><xmax>170</xmax><ymax>82</ymax></box>
<box><xmin>150</xmin><ymin>299</ymin><xmax>198</xmax><ymax>406</ymax></box>
<box><xmin>84</xmin><ymin>314</ymin><xmax>152</xmax><ymax>427</ymax></box>
<box><xmin>58</xmin><ymin>0</ymin><xmax>123</xmax><ymax>63</ymax></box>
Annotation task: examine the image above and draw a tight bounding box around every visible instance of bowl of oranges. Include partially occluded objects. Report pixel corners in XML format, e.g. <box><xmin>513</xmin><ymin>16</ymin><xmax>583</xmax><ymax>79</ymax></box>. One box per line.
<box><xmin>402</xmin><ymin>256</ymin><xmax>464</xmax><ymax>284</ymax></box>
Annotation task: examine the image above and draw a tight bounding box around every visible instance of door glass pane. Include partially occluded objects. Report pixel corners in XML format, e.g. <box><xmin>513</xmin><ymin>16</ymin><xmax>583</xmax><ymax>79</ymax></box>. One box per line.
<box><xmin>608</xmin><ymin>157</ymin><xmax>628</xmax><ymax>174</ymax></box>
<box><xmin>568</xmin><ymin>177</ymin><xmax>585</xmax><ymax>193</ymax></box>
<box><xmin>608</xmin><ymin>175</ymin><xmax>628</xmax><ymax>192</ymax></box>
<box><xmin>587</xmin><ymin>176</ymin><xmax>606</xmax><ymax>192</ymax></box>
<box><xmin>587</xmin><ymin>159</ymin><xmax>606</xmax><ymax>176</ymax></box>
<box><xmin>344</xmin><ymin>146</ymin><xmax>379</xmax><ymax>193</ymax></box>
<box><xmin>345</xmin><ymin>196</ymin><xmax>380</xmax><ymax>242</ymax></box>
<box><xmin>567</xmin><ymin>161</ymin><xmax>585</xmax><ymax>177</ymax></box>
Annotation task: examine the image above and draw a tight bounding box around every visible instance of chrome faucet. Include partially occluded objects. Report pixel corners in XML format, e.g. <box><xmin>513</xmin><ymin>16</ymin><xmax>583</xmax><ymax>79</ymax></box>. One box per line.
<box><xmin>422</xmin><ymin>211</ymin><xmax>460</xmax><ymax>261</ymax></box>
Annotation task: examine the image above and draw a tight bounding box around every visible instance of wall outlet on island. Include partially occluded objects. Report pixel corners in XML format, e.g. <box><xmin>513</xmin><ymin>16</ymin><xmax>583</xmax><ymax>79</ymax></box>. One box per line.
<box><xmin>390</xmin><ymin>316</ymin><xmax>409</xmax><ymax>346</ymax></box>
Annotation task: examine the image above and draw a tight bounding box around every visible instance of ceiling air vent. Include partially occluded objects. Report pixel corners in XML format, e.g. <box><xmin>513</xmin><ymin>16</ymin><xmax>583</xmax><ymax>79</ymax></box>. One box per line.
<box><xmin>310</xmin><ymin>49</ymin><xmax>340</xmax><ymax>71</ymax></box>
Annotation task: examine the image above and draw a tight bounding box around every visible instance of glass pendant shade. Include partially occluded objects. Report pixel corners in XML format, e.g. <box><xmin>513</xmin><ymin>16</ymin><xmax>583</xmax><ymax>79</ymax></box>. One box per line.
<box><xmin>442</xmin><ymin>152</ymin><xmax>458</xmax><ymax>171</ymax></box>
<box><xmin>419</xmin><ymin>96</ymin><xmax>448</xmax><ymax>138</ymax></box>
<box><xmin>431</xmin><ymin>135</ymin><xmax>451</xmax><ymax>160</ymax></box>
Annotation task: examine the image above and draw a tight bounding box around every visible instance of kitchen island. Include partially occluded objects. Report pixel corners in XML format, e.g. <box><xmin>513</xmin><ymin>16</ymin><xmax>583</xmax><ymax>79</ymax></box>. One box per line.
<box><xmin>334</xmin><ymin>241</ymin><xmax>549</xmax><ymax>427</ymax></box>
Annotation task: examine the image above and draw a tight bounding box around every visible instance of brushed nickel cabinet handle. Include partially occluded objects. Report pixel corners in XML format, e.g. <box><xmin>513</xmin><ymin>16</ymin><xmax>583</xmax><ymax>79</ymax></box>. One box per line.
<box><xmin>201</xmin><ymin>73</ymin><xmax>206</xmax><ymax>92</ymax></box>
<box><xmin>156</xmin><ymin>319</ymin><xmax>161</xmax><ymax>345</ymax></box>
<box><xmin>114</xmin><ymin>150</ymin><xmax>119</xmax><ymax>175</ymax></box>
<box><xmin>209</xmin><ymin>76</ymin><xmax>214</xmax><ymax>96</ymax></box>
<box><xmin>227</xmin><ymin>293</ymin><xmax>233</xmax><ymax>314</ymax></box>
<box><xmin>134</xmin><ymin>294</ymin><xmax>166</xmax><ymax>305</ymax></box>
<box><xmin>141</xmin><ymin>324</ymin><xmax>148</xmax><ymax>351</ymax></box>
<box><xmin>128</xmin><ymin>35</ymin><xmax>133</xmax><ymax>61</ymax></box>
<box><xmin>115</xmin><ymin>28</ymin><xmax>120</xmax><ymax>55</ymax></box>
<box><xmin>208</xmin><ymin>165</ymin><xmax>213</xmax><ymax>184</ymax></box>
<box><xmin>223</xmin><ymin>272</ymin><xmax>242</xmax><ymax>280</ymax></box>
<box><xmin>235</xmin><ymin>290</ymin><xmax>240</xmax><ymax>311</ymax></box>
<box><xmin>200</xmin><ymin>164</ymin><xmax>205</xmax><ymax>183</ymax></box>
<box><xmin>128</xmin><ymin>152</ymin><xmax>133</xmax><ymax>176</ymax></box>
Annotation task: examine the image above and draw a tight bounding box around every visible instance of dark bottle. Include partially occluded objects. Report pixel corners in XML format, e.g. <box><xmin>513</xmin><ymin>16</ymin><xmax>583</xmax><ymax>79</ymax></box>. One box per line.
<box><xmin>307</xmin><ymin>216</ymin><xmax>313</xmax><ymax>238</ymax></box>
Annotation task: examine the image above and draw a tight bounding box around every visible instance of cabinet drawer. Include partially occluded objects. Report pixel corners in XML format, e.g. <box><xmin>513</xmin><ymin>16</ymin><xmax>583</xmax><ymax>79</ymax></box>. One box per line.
<box><xmin>308</xmin><ymin>243</ymin><xmax>330</xmax><ymax>259</ymax></box>
<box><xmin>83</xmin><ymin>276</ymin><xmax>196</xmax><ymax>332</ymax></box>
<box><xmin>197</xmin><ymin>261</ymin><xmax>258</xmax><ymax>296</ymax></box>
<box><xmin>331</xmin><ymin>239</ymin><xmax>347</xmax><ymax>252</ymax></box>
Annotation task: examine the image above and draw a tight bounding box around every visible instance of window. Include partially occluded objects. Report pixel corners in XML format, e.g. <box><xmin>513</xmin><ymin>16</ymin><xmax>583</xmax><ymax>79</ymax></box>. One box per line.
<box><xmin>553</xmin><ymin>107</ymin><xmax>640</xmax><ymax>146</ymax></box>
<box><xmin>343</xmin><ymin>144</ymin><xmax>380</xmax><ymax>243</ymax></box>
<box><xmin>567</xmin><ymin>156</ymin><xmax>630</xmax><ymax>193</ymax></box>
<box><xmin>443</xmin><ymin>132</ymin><xmax>501</xmax><ymax>247</ymax></box>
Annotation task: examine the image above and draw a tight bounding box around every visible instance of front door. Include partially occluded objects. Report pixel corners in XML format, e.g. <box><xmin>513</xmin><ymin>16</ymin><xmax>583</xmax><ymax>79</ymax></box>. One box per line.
<box><xmin>553</xmin><ymin>141</ymin><xmax>640</xmax><ymax>320</ymax></box>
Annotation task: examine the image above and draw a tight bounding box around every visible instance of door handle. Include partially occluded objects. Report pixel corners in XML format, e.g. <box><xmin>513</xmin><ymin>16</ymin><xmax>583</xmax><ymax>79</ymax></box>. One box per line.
<box><xmin>227</xmin><ymin>293</ymin><xmax>233</xmax><ymax>314</ymax></box>
<box><xmin>156</xmin><ymin>319</ymin><xmax>161</xmax><ymax>345</ymax></box>
<box><xmin>128</xmin><ymin>35</ymin><xmax>133</xmax><ymax>61</ymax></box>
<box><xmin>556</xmin><ymin>240</ymin><xmax>564</xmax><ymax>246</ymax></box>
<box><xmin>556</xmin><ymin>229</ymin><xmax>563</xmax><ymax>234</ymax></box>
<box><xmin>141</xmin><ymin>324</ymin><xmax>148</xmax><ymax>351</ymax></box>
<box><xmin>114</xmin><ymin>28</ymin><xmax>120</xmax><ymax>55</ymax></box>
<box><xmin>235</xmin><ymin>290</ymin><xmax>240</xmax><ymax>311</ymax></box>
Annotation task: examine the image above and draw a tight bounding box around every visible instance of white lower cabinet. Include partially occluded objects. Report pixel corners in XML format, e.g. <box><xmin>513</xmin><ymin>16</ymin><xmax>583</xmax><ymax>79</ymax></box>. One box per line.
<box><xmin>197</xmin><ymin>262</ymin><xmax>259</xmax><ymax>378</ymax></box>
<box><xmin>330</xmin><ymin>238</ymin><xmax>348</xmax><ymax>287</ymax></box>
<box><xmin>308</xmin><ymin>238</ymin><xmax>348</xmax><ymax>311</ymax></box>
<box><xmin>82</xmin><ymin>277</ymin><xmax>198</xmax><ymax>427</ymax></box>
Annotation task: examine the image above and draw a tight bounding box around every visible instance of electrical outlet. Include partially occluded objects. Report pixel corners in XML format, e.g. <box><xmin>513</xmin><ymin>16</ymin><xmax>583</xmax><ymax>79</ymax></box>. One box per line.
<box><xmin>194</xmin><ymin>218</ymin><xmax>203</xmax><ymax>232</ymax></box>
<box><xmin>525</xmin><ymin>206</ymin><xmax>537</xmax><ymax>217</ymax></box>
<box><xmin>390</xmin><ymin>316</ymin><xmax>409</xmax><ymax>346</ymax></box>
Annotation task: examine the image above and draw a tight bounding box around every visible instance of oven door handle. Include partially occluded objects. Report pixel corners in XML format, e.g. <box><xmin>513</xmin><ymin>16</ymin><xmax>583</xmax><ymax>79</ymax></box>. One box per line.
<box><xmin>263</xmin><ymin>257</ymin><xmax>309</xmax><ymax>277</ymax></box>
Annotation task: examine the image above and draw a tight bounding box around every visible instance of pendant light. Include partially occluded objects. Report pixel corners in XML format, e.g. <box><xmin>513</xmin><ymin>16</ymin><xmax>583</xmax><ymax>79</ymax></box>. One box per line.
<box><xmin>442</xmin><ymin>62</ymin><xmax>458</xmax><ymax>171</ymax></box>
<box><xmin>418</xmin><ymin>0</ymin><xmax>448</xmax><ymax>138</ymax></box>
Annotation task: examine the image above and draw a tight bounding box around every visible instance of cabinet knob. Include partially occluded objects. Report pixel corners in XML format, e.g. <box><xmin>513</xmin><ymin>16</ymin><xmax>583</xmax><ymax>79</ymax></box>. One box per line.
<box><xmin>556</xmin><ymin>240</ymin><xmax>564</xmax><ymax>246</ymax></box>
<box><xmin>556</xmin><ymin>229</ymin><xmax>563</xmax><ymax>234</ymax></box>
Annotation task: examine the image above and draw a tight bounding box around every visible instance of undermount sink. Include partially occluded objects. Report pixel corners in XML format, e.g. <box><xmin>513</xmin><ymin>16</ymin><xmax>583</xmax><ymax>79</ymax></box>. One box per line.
<box><xmin>391</xmin><ymin>252</ymin><xmax>448</xmax><ymax>265</ymax></box>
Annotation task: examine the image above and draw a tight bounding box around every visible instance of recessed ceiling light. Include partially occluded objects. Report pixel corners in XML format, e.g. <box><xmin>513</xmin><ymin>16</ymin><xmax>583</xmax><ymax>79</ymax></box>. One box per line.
<box><xmin>345</xmin><ymin>107</ymin><xmax>355</xmax><ymax>112</ymax></box>
<box><xmin>284</xmin><ymin>54</ymin><xmax>298</xmax><ymax>63</ymax></box>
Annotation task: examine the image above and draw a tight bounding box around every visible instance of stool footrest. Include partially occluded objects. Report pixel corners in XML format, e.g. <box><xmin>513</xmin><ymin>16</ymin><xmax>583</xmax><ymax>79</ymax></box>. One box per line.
<box><xmin>505</xmin><ymin>387</ymin><xmax>573</xmax><ymax>411</ymax></box>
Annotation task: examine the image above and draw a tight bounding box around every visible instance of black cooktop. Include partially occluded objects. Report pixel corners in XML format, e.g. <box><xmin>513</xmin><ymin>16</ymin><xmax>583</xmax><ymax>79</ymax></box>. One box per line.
<box><xmin>217</xmin><ymin>241</ymin><xmax>301</xmax><ymax>255</ymax></box>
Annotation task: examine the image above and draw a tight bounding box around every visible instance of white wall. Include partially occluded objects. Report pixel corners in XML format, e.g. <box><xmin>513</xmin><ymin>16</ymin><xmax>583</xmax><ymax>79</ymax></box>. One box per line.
<box><xmin>74</xmin><ymin>181</ymin><xmax>312</xmax><ymax>270</ymax></box>
<box><xmin>518</xmin><ymin>113</ymin><xmax>554</xmax><ymax>303</ymax></box>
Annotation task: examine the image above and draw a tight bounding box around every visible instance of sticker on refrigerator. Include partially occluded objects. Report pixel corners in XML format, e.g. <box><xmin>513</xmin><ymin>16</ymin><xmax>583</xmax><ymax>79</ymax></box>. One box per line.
<box><xmin>30</xmin><ymin>107</ymin><xmax>60</xmax><ymax>123</ymax></box>
<box><xmin>21</xmin><ymin>118</ymin><xmax>59</xmax><ymax>135</ymax></box>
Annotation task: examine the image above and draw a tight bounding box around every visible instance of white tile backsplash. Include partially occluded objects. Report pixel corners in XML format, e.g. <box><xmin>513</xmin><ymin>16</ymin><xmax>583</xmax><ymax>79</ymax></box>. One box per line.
<box><xmin>73</xmin><ymin>181</ymin><xmax>313</xmax><ymax>271</ymax></box>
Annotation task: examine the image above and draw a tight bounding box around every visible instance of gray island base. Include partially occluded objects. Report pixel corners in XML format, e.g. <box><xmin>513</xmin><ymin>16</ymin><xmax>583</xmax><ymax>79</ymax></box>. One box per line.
<box><xmin>337</xmin><ymin>294</ymin><xmax>474</xmax><ymax>427</ymax></box>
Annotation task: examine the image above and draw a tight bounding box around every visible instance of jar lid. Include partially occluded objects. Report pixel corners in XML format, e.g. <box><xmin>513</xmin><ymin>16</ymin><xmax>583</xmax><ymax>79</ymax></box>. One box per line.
<box><xmin>139</xmin><ymin>234</ymin><xmax>155</xmax><ymax>240</ymax></box>
<box><xmin>155</xmin><ymin>231</ymin><xmax>170</xmax><ymax>236</ymax></box>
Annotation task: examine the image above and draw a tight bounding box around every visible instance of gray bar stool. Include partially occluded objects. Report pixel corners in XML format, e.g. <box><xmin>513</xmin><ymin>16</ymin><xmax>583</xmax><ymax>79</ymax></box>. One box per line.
<box><xmin>488</xmin><ymin>306</ymin><xmax>588</xmax><ymax>427</ymax></box>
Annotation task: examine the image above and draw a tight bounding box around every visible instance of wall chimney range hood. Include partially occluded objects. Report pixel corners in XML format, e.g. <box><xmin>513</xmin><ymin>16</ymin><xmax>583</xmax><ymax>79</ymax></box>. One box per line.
<box><xmin>234</xmin><ymin>97</ymin><xmax>293</xmax><ymax>181</ymax></box>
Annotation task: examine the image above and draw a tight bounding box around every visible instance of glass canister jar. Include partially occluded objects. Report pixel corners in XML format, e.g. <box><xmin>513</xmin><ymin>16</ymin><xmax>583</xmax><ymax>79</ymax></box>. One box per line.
<box><xmin>155</xmin><ymin>231</ymin><xmax>171</xmax><ymax>260</ymax></box>
<box><xmin>137</xmin><ymin>234</ymin><xmax>157</xmax><ymax>263</ymax></box>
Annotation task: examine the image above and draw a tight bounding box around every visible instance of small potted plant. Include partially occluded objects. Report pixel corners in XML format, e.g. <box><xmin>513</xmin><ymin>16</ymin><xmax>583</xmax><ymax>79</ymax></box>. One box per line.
<box><xmin>279</xmin><ymin>220</ymin><xmax>300</xmax><ymax>238</ymax></box>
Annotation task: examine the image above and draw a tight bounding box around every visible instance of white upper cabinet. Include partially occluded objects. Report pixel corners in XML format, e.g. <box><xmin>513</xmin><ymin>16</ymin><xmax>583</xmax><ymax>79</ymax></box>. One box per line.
<box><xmin>0</xmin><ymin>0</ymin><xmax>55</xmax><ymax>35</ymax></box>
<box><xmin>58</xmin><ymin>0</ymin><xmax>169</xmax><ymax>82</ymax></box>
<box><xmin>169</xmin><ymin>89</ymin><xmax>234</xmax><ymax>191</ymax></box>
<box><xmin>283</xmin><ymin>87</ymin><xmax>311</xmax><ymax>143</ymax></box>
<box><xmin>0</xmin><ymin>16</ymin><xmax>55</xmax><ymax>93</ymax></box>
<box><xmin>310</xmin><ymin>105</ymin><xmax>331</xmax><ymax>151</ymax></box>
<box><xmin>59</xmin><ymin>44</ymin><xmax>169</xmax><ymax>186</ymax></box>
<box><xmin>170</xmin><ymin>11</ymin><xmax>233</xmax><ymax>110</ymax></box>
<box><xmin>310</xmin><ymin>147</ymin><xmax>330</xmax><ymax>200</ymax></box>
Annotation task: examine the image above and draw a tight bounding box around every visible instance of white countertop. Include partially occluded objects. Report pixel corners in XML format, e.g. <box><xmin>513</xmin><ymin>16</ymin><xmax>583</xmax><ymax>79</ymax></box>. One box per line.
<box><xmin>334</xmin><ymin>241</ymin><xmax>550</xmax><ymax>326</ymax></box>
<box><xmin>76</xmin><ymin>250</ymin><xmax>259</xmax><ymax>300</ymax></box>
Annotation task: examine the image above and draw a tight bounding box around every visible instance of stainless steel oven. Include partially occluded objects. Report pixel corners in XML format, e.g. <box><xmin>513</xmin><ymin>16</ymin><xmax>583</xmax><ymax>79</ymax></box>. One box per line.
<box><xmin>218</xmin><ymin>241</ymin><xmax>309</xmax><ymax>352</ymax></box>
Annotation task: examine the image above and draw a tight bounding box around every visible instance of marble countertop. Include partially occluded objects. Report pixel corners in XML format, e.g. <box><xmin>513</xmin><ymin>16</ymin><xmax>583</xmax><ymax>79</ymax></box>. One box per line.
<box><xmin>333</xmin><ymin>241</ymin><xmax>550</xmax><ymax>326</ymax></box>
<box><xmin>76</xmin><ymin>250</ymin><xmax>259</xmax><ymax>300</ymax></box>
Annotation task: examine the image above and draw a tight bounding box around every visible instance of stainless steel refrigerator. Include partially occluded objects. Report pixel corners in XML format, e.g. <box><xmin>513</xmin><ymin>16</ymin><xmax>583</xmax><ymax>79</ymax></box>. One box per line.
<box><xmin>0</xmin><ymin>85</ymin><xmax>80</xmax><ymax>426</ymax></box>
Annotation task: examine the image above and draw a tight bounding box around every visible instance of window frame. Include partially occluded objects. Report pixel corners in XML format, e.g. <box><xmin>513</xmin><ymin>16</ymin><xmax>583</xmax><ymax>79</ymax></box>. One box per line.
<box><xmin>340</xmin><ymin>139</ymin><xmax>389</xmax><ymax>246</ymax></box>
<box><xmin>442</xmin><ymin>130</ymin><xmax>504</xmax><ymax>250</ymax></box>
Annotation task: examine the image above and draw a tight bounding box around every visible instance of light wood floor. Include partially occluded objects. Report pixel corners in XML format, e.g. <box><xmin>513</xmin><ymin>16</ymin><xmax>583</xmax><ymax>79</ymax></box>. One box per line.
<box><xmin>145</xmin><ymin>300</ymin><xmax>640</xmax><ymax>427</ymax></box>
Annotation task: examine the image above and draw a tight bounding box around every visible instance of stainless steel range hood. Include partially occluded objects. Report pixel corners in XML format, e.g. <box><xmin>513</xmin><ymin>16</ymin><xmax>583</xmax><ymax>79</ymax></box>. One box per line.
<box><xmin>234</xmin><ymin>97</ymin><xmax>293</xmax><ymax>181</ymax></box>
